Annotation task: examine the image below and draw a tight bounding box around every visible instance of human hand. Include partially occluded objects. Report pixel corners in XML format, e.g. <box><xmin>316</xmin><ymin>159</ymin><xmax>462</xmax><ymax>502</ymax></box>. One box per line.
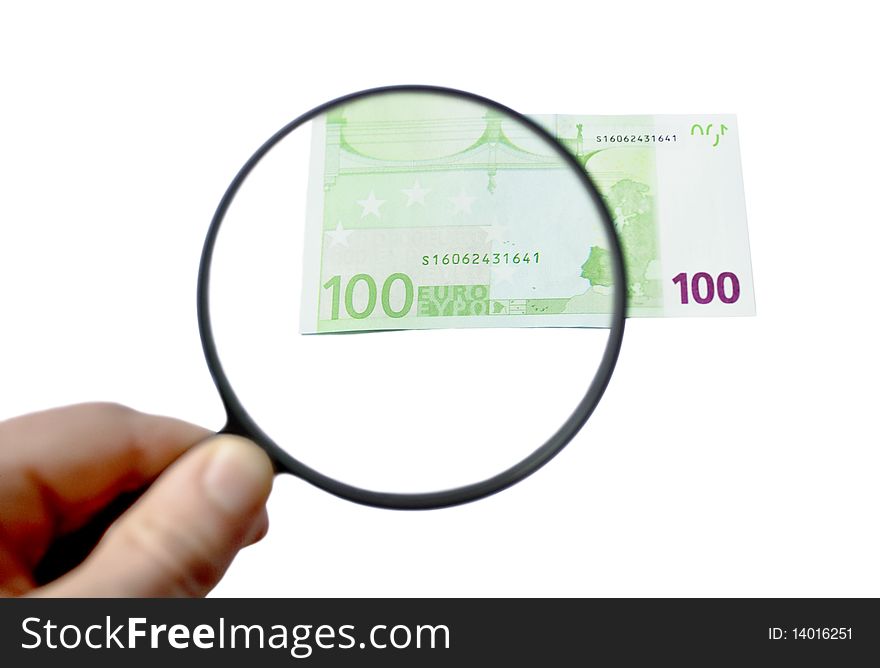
<box><xmin>0</xmin><ymin>403</ymin><xmax>274</xmax><ymax>597</ymax></box>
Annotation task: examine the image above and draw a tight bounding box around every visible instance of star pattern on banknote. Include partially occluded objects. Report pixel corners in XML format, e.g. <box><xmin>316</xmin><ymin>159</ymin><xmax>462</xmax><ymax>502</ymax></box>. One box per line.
<box><xmin>326</xmin><ymin>221</ymin><xmax>353</xmax><ymax>247</ymax></box>
<box><xmin>401</xmin><ymin>180</ymin><xmax>430</xmax><ymax>206</ymax></box>
<box><xmin>449</xmin><ymin>189</ymin><xmax>476</xmax><ymax>215</ymax></box>
<box><xmin>356</xmin><ymin>191</ymin><xmax>385</xmax><ymax>218</ymax></box>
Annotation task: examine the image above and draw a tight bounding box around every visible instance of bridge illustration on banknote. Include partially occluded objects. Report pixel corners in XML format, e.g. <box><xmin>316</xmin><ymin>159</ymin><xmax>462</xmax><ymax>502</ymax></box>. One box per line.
<box><xmin>321</xmin><ymin>110</ymin><xmax>607</xmax><ymax>192</ymax></box>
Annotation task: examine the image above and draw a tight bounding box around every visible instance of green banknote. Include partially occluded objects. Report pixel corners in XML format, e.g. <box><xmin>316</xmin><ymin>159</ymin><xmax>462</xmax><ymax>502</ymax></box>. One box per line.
<box><xmin>300</xmin><ymin>98</ymin><xmax>754</xmax><ymax>333</ymax></box>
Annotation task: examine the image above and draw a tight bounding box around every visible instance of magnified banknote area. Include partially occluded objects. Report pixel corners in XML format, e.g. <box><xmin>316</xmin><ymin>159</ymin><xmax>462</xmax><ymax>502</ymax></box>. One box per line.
<box><xmin>207</xmin><ymin>89</ymin><xmax>621</xmax><ymax>494</ymax></box>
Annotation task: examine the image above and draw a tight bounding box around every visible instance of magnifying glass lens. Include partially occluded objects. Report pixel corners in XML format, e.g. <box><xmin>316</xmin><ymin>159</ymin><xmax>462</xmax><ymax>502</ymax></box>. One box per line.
<box><xmin>203</xmin><ymin>89</ymin><xmax>622</xmax><ymax>503</ymax></box>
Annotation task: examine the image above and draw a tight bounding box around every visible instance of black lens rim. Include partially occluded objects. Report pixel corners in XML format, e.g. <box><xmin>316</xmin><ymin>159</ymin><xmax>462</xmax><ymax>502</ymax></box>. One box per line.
<box><xmin>197</xmin><ymin>84</ymin><xmax>626</xmax><ymax>509</ymax></box>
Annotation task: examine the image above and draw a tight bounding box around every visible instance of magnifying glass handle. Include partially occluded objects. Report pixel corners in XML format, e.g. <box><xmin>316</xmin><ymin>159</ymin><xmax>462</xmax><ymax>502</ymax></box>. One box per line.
<box><xmin>32</xmin><ymin>487</ymin><xmax>147</xmax><ymax>586</ymax></box>
<box><xmin>32</xmin><ymin>424</ymin><xmax>272</xmax><ymax>586</ymax></box>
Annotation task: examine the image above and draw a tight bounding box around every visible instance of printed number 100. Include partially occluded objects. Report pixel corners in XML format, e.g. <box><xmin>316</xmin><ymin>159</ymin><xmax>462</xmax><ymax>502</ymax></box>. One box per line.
<box><xmin>672</xmin><ymin>271</ymin><xmax>740</xmax><ymax>304</ymax></box>
<box><xmin>323</xmin><ymin>273</ymin><xmax>414</xmax><ymax>320</ymax></box>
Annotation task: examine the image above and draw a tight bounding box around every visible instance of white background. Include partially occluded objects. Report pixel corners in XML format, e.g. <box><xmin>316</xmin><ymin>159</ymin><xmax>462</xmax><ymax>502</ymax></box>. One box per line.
<box><xmin>1</xmin><ymin>1</ymin><xmax>877</xmax><ymax>597</ymax></box>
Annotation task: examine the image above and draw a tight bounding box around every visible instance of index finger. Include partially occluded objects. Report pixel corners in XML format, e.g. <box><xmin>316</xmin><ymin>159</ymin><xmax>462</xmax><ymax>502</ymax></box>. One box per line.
<box><xmin>0</xmin><ymin>403</ymin><xmax>211</xmax><ymax>566</ymax></box>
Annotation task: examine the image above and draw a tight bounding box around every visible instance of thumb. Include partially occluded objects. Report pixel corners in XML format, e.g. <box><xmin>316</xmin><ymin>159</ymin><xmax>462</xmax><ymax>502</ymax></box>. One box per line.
<box><xmin>35</xmin><ymin>435</ymin><xmax>274</xmax><ymax>597</ymax></box>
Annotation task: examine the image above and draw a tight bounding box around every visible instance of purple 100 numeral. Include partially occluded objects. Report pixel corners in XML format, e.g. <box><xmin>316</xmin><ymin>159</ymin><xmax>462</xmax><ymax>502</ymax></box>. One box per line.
<box><xmin>672</xmin><ymin>272</ymin><xmax>740</xmax><ymax>304</ymax></box>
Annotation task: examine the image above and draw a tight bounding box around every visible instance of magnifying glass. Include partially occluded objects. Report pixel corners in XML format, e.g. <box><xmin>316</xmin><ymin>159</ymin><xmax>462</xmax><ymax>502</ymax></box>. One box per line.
<box><xmin>198</xmin><ymin>85</ymin><xmax>626</xmax><ymax>509</ymax></box>
<box><xmin>35</xmin><ymin>85</ymin><xmax>625</xmax><ymax>580</ymax></box>
<box><xmin>35</xmin><ymin>86</ymin><xmax>626</xmax><ymax>583</ymax></box>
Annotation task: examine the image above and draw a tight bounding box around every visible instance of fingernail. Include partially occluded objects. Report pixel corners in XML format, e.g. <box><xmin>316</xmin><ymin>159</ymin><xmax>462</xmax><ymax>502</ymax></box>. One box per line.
<box><xmin>243</xmin><ymin>507</ymin><xmax>270</xmax><ymax>546</ymax></box>
<box><xmin>202</xmin><ymin>436</ymin><xmax>273</xmax><ymax>516</ymax></box>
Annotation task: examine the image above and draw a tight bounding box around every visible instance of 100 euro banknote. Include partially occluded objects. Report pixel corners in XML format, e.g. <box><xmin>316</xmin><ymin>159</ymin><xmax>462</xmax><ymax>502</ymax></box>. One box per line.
<box><xmin>300</xmin><ymin>103</ymin><xmax>754</xmax><ymax>333</ymax></box>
